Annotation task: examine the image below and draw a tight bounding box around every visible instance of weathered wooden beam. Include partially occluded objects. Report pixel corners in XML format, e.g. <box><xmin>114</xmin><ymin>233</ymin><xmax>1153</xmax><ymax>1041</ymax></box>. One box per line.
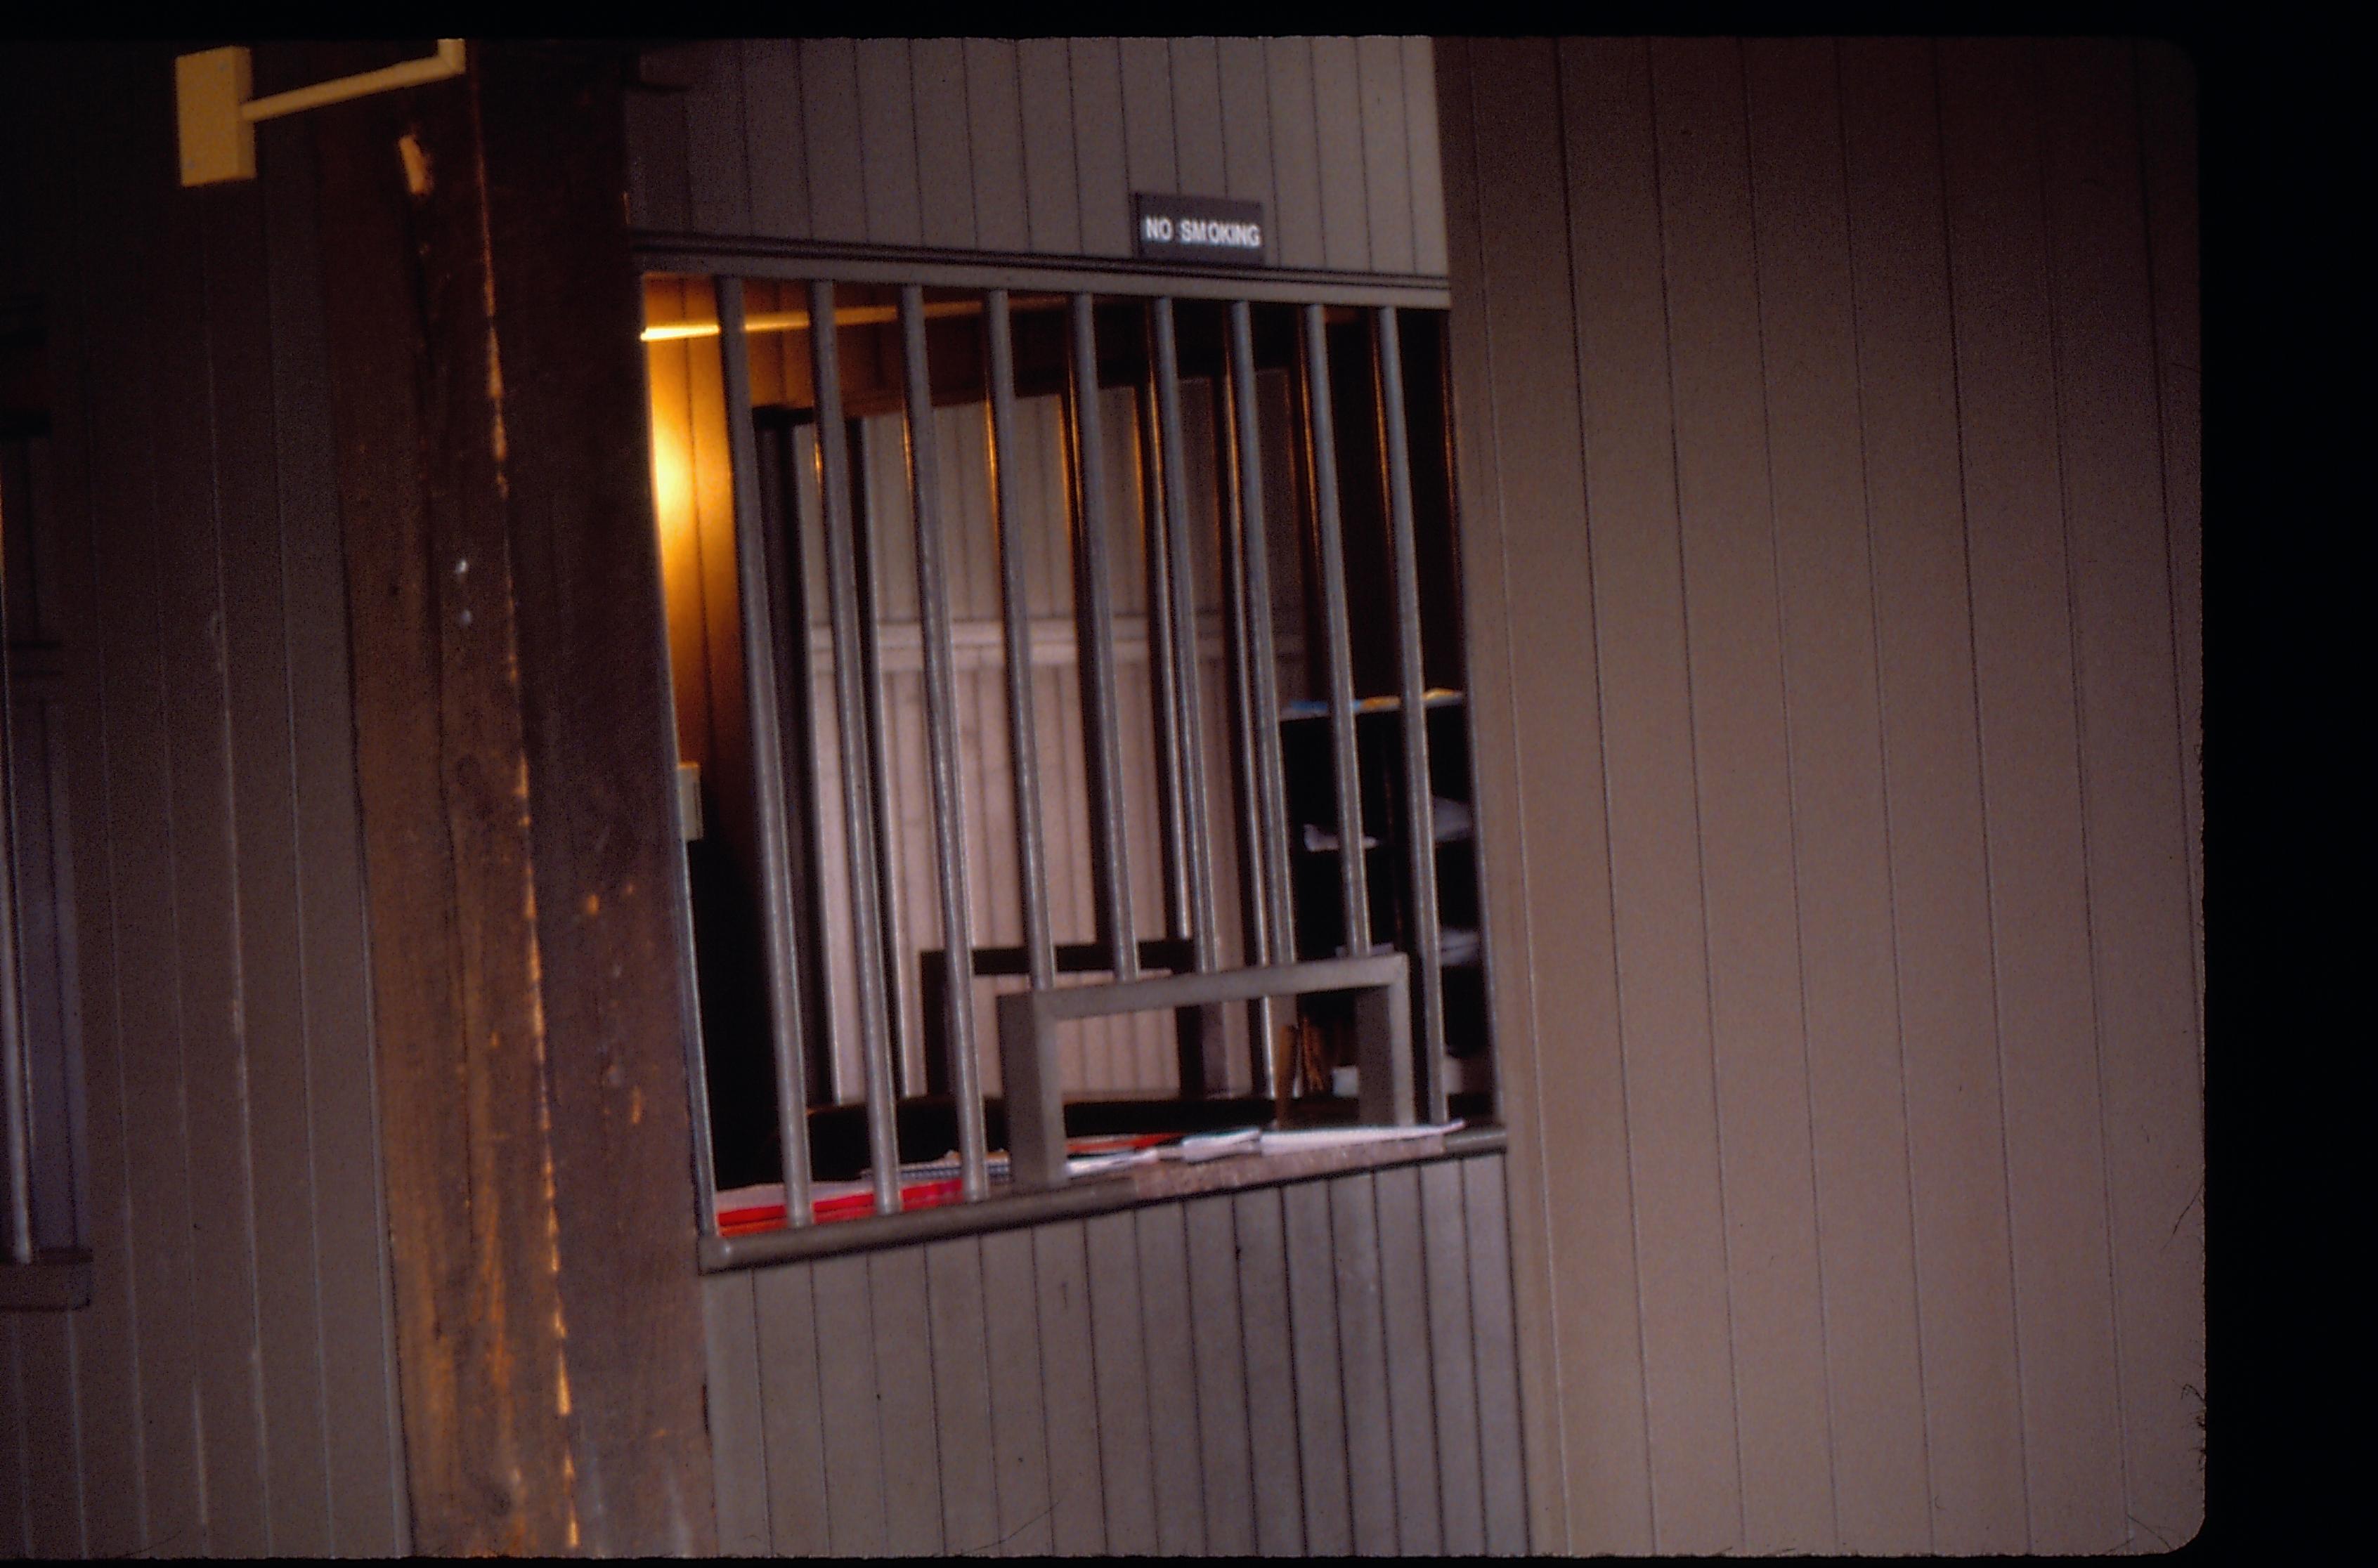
<box><xmin>312</xmin><ymin>41</ymin><xmax>715</xmax><ymax>1556</ymax></box>
<box><xmin>474</xmin><ymin>43</ymin><xmax>717</xmax><ymax>1556</ymax></box>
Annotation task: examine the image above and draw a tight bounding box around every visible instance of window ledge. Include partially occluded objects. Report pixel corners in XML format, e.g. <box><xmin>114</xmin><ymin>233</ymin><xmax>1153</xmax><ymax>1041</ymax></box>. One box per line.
<box><xmin>0</xmin><ymin>1250</ymin><xmax>93</xmax><ymax>1311</ymax></box>
<box><xmin>699</xmin><ymin>1123</ymin><xmax>1507</xmax><ymax>1272</ymax></box>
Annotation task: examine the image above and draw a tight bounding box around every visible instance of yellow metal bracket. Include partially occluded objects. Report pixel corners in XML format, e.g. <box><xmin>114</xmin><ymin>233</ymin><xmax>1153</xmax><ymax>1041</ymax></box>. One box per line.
<box><xmin>176</xmin><ymin>40</ymin><xmax>467</xmax><ymax>186</ymax></box>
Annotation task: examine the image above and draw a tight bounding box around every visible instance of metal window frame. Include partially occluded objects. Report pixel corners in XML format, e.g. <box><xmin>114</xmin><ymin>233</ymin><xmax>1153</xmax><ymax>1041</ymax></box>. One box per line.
<box><xmin>647</xmin><ymin>254</ymin><xmax>1471</xmax><ymax>1261</ymax></box>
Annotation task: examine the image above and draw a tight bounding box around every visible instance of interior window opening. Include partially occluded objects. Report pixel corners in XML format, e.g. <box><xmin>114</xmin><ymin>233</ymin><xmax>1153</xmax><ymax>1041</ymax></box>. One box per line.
<box><xmin>642</xmin><ymin>275</ymin><xmax>1488</xmax><ymax>1235</ymax></box>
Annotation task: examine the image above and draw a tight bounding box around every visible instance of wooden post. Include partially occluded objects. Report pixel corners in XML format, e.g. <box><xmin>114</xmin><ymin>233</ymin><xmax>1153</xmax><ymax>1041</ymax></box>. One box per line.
<box><xmin>313</xmin><ymin>42</ymin><xmax>716</xmax><ymax>1556</ymax></box>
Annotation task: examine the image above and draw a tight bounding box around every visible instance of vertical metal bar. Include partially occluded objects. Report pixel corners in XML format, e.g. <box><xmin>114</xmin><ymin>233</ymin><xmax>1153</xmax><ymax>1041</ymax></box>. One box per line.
<box><xmin>1150</xmin><ymin>300</ymin><xmax>1227</xmax><ymax>1095</ymax></box>
<box><xmin>717</xmin><ymin>280</ymin><xmax>817</xmax><ymax>1227</ymax></box>
<box><xmin>1425</xmin><ymin>307</ymin><xmax>1504</xmax><ymax>1118</ymax></box>
<box><xmin>986</xmin><ymin>290</ymin><xmax>1058</xmax><ymax>993</ymax></box>
<box><xmin>1150</xmin><ymin>301</ymin><xmax>1221</xmax><ymax>971</ymax></box>
<box><xmin>1228</xmin><ymin>302</ymin><xmax>1292</xmax><ymax>1097</ymax></box>
<box><xmin>810</xmin><ymin>280</ymin><xmax>904</xmax><ymax>1213</ymax></box>
<box><xmin>1064</xmin><ymin>293</ymin><xmax>1138</xmax><ymax>983</ymax></box>
<box><xmin>1373</xmin><ymin>307</ymin><xmax>1445</xmax><ymax>1123</ymax></box>
<box><xmin>845</xmin><ymin>420</ymin><xmax>916</xmax><ymax>1099</ymax></box>
<box><xmin>0</xmin><ymin>491</ymin><xmax>32</xmax><ymax>1263</ymax></box>
<box><xmin>758</xmin><ymin>418</ymin><xmax>841</xmax><ymax>1109</ymax></box>
<box><xmin>1213</xmin><ymin>319</ymin><xmax>1275</xmax><ymax>1097</ymax></box>
<box><xmin>1136</xmin><ymin>349</ymin><xmax>1192</xmax><ymax>941</ymax></box>
<box><xmin>899</xmin><ymin>286</ymin><xmax>990</xmax><ymax>1202</ymax></box>
<box><xmin>1300</xmin><ymin>303</ymin><xmax>1371</xmax><ymax>957</ymax></box>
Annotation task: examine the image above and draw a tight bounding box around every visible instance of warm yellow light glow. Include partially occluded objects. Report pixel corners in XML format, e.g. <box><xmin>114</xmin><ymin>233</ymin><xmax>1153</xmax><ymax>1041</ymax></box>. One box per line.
<box><xmin>635</xmin><ymin>295</ymin><xmax>1065</xmax><ymax>343</ymax></box>
<box><xmin>645</xmin><ymin>350</ymin><xmax>696</xmax><ymax>558</ymax></box>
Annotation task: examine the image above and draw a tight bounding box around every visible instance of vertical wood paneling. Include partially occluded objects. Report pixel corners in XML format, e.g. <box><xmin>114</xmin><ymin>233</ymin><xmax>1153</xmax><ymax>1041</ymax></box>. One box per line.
<box><xmin>1169</xmin><ymin>39</ymin><xmax>1226</xmax><ymax>197</ymax></box>
<box><xmin>1083</xmin><ymin>1210</ymin><xmax>1157</xmax><ymax>1553</ymax></box>
<box><xmin>1069</xmin><ymin>40</ymin><xmax>1131</xmax><ymax>259</ymax></box>
<box><xmin>1017</xmin><ymin>39</ymin><xmax>1082</xmax><ymax>256</ymax></box>
<box><xmin>979</xmin><ymin>1227</ymin><xmax>1054</xmax><ymax>1555</ymax></box>
<box><xmin>912</xmin><ymin>39</ymin><xmax>977</xmax><ymax>253</ymax></box>
<box><xmin>1838</xmin><ymin>39</ymin><xmax>2029</xmax><ymax>1553</ymax></box>
<box><xmin>742</xmin><ymin>39</ymin><xmax>812</xmax><ymax>240</ymax></box>
<box><xmin>1330</xmin><ymin>1175</ymin><xmax>1397</xmax><ymax>1554</ymax></box>
<box><xmin>684</xmin><ymin>43</ymin><xmax>753</xmax><ymax>237</ymax></box>
<box><xmin>1444</xmin><ymin>33</ymin><xmax>2193</xmax><ymax>1564</ymax></box>
<box><xmin>11</xmin><ymin>1318</ymin><xmax>76</xmax><ymax>1558</ymax></box>
<box><xmin>261</xmin><ymin>94</ymin><xmax>408</xmax><ymax>1554</ymax></box>
<box><xmin>1937</xmin><ymin>38</ymin><xmax>2126</xmax><ymax>1554</ymax></box>
<box><xmin>811</xmin><ymin>1254</ymin><xmax>888</xmax><ymax>1555</ymax></box>
<box><xmin>1033</xmin><ymin>1221</ymin><xmax>1106</xmax><ymax>1554</ymax></box>
<box><xmin>0</xmin><ymin>1326</ymin><xmax>22</xmax><ymax>1555</ymax></box>
<box><xmin>1740</xmin><ymin>37</ymin><xmax>1931</xmax><ymax>1554</ymax></box>
<box><xmin>1373</xmin><ymin>1165</ymin><xmax>1441</xmax><ymax>1555</ymax></box>
<box><xmin>1133</xmin><ymin>1205</ymin><xmax>1206</xmax><ymax>1554</ymax></box>
<box><xmin>1418</xmin><ymin>1159</ymin><xmax>1484</xmax><ymax>1553</ymax></box>
<box><xmin>2136</xmin><ymin>43</ymin><xmax>2200</xmax><ymax>1078</ymax></box>
<box><xmin>1648</xmin><ymin>36</ymin><xmax>1835</xmax><ymax>1554</ymax></box>
<box><xmin>1464</xmin><ymin>1157</ymin><xmax>1528</xmax><ymax>1555</ymax></box>
<box><xmin>1282</xmin><ymin>1180</ymin><xmax>1351</xmax><ymax>1554</ymax></box>
<box><xmin>870</xmin><ymin>1246</ymin><xmax>944</xmax><ymax>1557</ymax></box>
<box><xmin>5</xmin><ymin>51</ymin><xmax>400</xmax><ymax>1557</ymax></box>
<box><xmin>701</xmin><ymin>1272</ymin><xmax>772</xmax><ymax>1554</ymax></box>
<box><xmin>1356</xmin><ymin>37</ymin><xmax>1415</xmax><ymax>275</ymax></box>
<box><xmin>803</xmin><ymin>41</ymin><xmax>868</xmax><ymax>244</ymax></box>
<box><xmin>855</xmin><ymin>39</ymin><xmax>925</xmax><ymax>247</ymax></box>
<box><xmin>47</xmin><ymin>51</ymin><xmax>162</xmax><ymax>1558</ymax></box>
<box><xmin>1119</xmin><ymin>39</ymin><xmax>1178</xmax><ymax>200</ymax></box>
<box><xmin>754</xmin><ymin>1265</ymin><xmax>831</xmax><ymax>1558</ymax></box>
<box><xmin>208</xmin><ymin>171</ymin><xmax>336</xmax><ymax>1560</ymax></box>
<box><xmin>1559</xmin><ymin>37</ymin><xmax>1741</xmax><ymax>1555</ymax></box>
<box><xmin>1233</xmin><ymin>1185</ymin><xmax>1306</xmax><ymax>1556</ymax></box>
<box><xmin>2037</xmin><ymin>39</ymin><xmax>2204</xmax><ymax>1553</ymax></box>
<box><xmin>1445</xmin><ymin>37</ymin><xmax>1642</xmax><ymax>1555</ymax></box>
<box><xmin>1310</xmin><ymin>38</ymin><xmax>1371</xmax><ymax>273</ymax></box>
<box><xmin>1402</xmin><ymin>39</ymin><xmax>1446</xmax><ymax>276</ymax></box>
<box><xmin>963</xmin><ymin>41</ymin><xmax>1030</xmax><ymax>254</ymax></box>
<box><xmin>630</xmin><ymin>37</ymin><xmax>1449</xmax><ymax>275</ymax></box>
<box><xmin>1264</xmin><ymin>39</ymin><xmax>1326</xmax><ymax>271</ymax></box>
<box><xmin>105</xmin><ymin>104</ymin><xmax>204</xmax><ymax>1565</ymax></box>
<box><xmin>623</xmin><ymin>89</ymin><xmax>691</xmax><ymax>233</ymax></box>
<box><xmin>704</xmin><ymin>1161</ymin><xmax>1526</xmax><ymax>1565</ymax></box>
<box><xmin>925</xmin><ymin>1239</ymin><xmax>1001</xmax><ymax>1555</ymax></box>
<box><xmin>164</xmin><ymin>164</ymin><xmax>267</xmax><ymax>1562</ymax></box>
<box><xmin>1182</xmin><ymin>1196</ymin><xmax>1254</xmax><ymax>1555</ymax></box>
<box><xmin>1217</xmin><ymin>37</ymin><xmax>1276</xmax><ymax>240</ymax></box>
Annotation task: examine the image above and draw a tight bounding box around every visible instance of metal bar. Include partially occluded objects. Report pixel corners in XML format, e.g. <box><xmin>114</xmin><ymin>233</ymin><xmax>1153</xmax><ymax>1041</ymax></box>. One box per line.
<box><xmin>0</xmin><ymin>487</ymin><xmax>31</xmax><ymax>1263</ymax></box>
<box><xmin>1151</xmin><ymin>302</ymin><xmax>1221</xmax><ymax>972</ymax></box>
<box><xmin>845</xmin><ymin>420</ymin><xmax>916</xmax><ymax>1099</ymax></box>
<box><xmin>985</xmin><ymin>289</ymin><xmax>1058</xmax><ymax>993</ymax></box>
<box><xmin>1428</xmin><ymin>309</ymin><xmax>1506</xmax><ymax>1119</ymax></box>
<box><xmin>756</xmin><ymin>414</ymin><xmax>843</xmax><ymax>1106</ymax></box>
<box><xmin>899</xmin><ymin>286</ymin><xmax>991</xmax><ymax>1203</ymax></box>
<box><xmin>1300</xmin><ymin>303</ymin><xmax>1371</xmax><ymax>957</ymax></box>
<box><xmin>1136</xmin><ymin>344</ymin><xmax>1191</xmax><ymax>941</ymax></box>
<box><xmin>922</xmin><ymin>938</ymin><xmax>1193</xmax><ymax>981</ymax></box>
<box><xmin>1150</xmin><ymin>300</ymin><xmax>1228</xmax><ymax>1096</ymax></box>
<box><xmin>810</xmin><ymin>280</ymin><xmax>904</xmax><ymax>1214</ymax></box>
<box><xmin>1372</xmin><ymin>308</ymin><xmax>1446</xmax><ymax>1123</ymax></box>
<box><xmin>998</xmin><ymin>953</ymin><xmax>1413</xmax><ymax>1191</ymax></box>
<box><xmin>699</xmin><ymin>1117</ymin><xmax>1497</xmax><ymax>1272</ymax></box>
<box><xmin>1063</xmin><ymin>294</ymin><xmax>1138</xmax><ymax>983</ymax></box>
<box><xmin>632</xmin><ymin>245</ymin><xmax>1455</xmax><ymax>311</ymax></box>
<box><xmin>240</xmin><ymin>39</ymin><xmax>466</xmax><ymax>122</ymax></box>
<box><xmin>1228</xmin><ymin>301</ymin><xmax>1294</xmax><ymax>1095</ymax></box>
<box><xmin>1213</xmin><ymin>320</ymin><xmax>1275</xmax><ymax>1097</ymax></box>
<box><xmin>717</xmin><ymin>280</ymin><xmax>817</xmax><ymax>1227</ymax></box>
